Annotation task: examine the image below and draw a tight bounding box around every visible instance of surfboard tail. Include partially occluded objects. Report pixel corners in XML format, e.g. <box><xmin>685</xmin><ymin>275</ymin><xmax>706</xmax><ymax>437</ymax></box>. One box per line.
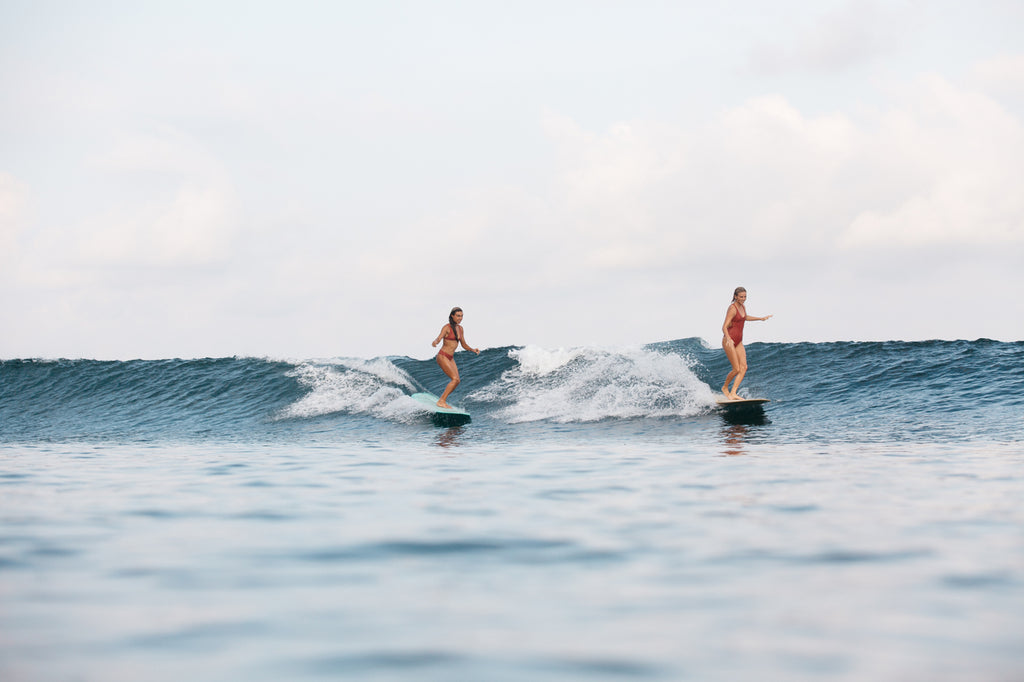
<box><xmin>431</xmin><ymin>412</ymin><xmax>472</xmax><ymax>427</ymax></box>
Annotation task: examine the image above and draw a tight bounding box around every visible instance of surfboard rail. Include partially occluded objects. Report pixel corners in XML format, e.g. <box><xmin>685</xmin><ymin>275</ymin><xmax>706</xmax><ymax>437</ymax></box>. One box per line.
<box><xmin>715</xmin><ymin>397</ymin><xmax>770</xmax><ymax>407</ymax></box>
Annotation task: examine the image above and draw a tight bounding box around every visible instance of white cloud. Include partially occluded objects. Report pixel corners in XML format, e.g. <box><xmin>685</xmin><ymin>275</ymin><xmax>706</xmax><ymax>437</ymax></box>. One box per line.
<box><xmin>341</xmin><ymin>65</ymin><xmax>1024</xmax><ymax>327</ymax></box>
<box><xmin>972</xmin><ymin>54</ymin><xmax>1024</xmax><ymax>96</ymax></box>
<box><xmin>528</xmin><ymin>73</ymin><xmax>1024</xmax><ymax>269</ymax></box>
<box><xmin>841</xmin><ymin>74</ymin><xmax>1024</xmax><ymax>248</ymax></box>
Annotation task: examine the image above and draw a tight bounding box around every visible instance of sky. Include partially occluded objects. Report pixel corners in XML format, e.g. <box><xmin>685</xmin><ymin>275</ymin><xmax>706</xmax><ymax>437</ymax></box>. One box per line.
<box><xmin>1</xmin><ymin>0</ymin><xmax>1022</xmax><ymax>360</ymax></box>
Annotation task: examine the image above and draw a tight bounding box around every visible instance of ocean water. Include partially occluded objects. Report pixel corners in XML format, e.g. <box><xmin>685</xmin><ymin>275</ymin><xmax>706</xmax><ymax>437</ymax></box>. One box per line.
<box><xmin>1</xmin><ymin>338</ymin><xmax>1022</xmax><ymax>681</ymax></box>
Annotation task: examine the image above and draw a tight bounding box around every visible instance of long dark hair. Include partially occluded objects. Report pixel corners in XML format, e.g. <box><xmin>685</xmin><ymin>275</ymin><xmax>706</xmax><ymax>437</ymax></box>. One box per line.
<box><xmin>448</xmin><ymin>307</ymin><xmax>462</xmax><ymax>343</ymax></box>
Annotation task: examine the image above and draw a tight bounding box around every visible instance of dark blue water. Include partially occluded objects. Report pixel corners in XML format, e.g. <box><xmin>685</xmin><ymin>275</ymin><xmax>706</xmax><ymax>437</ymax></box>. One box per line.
<box><xmin>2</xmin><ymin>339</ymin><xmax>1021</xmax><ymax>443</ymax></box>
<box><xmin>2</xmin><ymin>340</ymin><xmax>1023</xmax><ymax>680</ymax></box>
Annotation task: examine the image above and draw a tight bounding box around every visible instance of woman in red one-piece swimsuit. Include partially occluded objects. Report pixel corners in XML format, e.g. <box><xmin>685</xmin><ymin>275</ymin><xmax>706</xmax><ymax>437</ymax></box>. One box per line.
<box><xmin>431</xmin><ymin>307</ymin><xmax>480</xmax><ymax>408</ymax></box>
<box><xmin>721</xmin><ymin>287</ymin><xmax>772</xmax><ymax>400</ymax></box>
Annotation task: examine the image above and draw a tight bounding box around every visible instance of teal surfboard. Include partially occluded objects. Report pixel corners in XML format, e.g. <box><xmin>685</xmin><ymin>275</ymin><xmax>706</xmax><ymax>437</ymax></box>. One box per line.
<box><xmin>411</xmin><ymin>392</ymin><xmax>472</xmax><ymax>426</ymax></box>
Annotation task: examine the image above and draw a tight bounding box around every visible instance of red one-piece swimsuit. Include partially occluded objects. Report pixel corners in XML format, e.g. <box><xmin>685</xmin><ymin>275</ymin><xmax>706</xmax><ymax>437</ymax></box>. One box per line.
<box><xmin>727</xmin><ymin>306</ymin><xmax>746</xmax><ymax>345</ymax></box>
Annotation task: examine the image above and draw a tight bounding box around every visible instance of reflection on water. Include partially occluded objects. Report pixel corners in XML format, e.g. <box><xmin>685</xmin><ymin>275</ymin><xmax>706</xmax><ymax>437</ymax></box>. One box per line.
<box><xmin>434</xmin><ymin>426</ymin><xmax>466</xmax><ymax>448</ymax></box>
<box><xmin>720</xmin><ymin>424</ymin><xmax>749</xmax><ymax>456</ymax></box>
<box><xmin>718</xmin><ymin>407</ymin><xmax>771</xmax><ymax>455</ymax></box>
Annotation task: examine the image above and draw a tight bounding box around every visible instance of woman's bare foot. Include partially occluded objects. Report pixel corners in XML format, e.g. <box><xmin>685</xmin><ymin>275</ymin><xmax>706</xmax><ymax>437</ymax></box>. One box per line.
<box><xmin>721</xmin><ymin>386</ymin><xmax>732</xmax><ymax>399</ymax></box>
<box><xmin>437</xmin><ymin>401</ymin><xmax>452</xmax><ymax>409</ymax></box>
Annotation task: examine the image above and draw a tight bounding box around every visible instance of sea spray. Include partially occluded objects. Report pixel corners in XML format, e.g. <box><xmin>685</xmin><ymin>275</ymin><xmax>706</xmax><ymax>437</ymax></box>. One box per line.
<box><xmin>471</xmin><ymin>344</ymin><xmax>716</xmax><ymax>423</ymax></box>
<box><xmin>280</xmin><ymin>358</ymin><xmax>420</xmax><ymax>421</ymax></box>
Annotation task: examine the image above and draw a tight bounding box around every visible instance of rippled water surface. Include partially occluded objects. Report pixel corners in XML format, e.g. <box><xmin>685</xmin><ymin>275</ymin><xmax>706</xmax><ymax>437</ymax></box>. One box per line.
<box><xmin>3</xmin><ymin>435</ymin><xmax>1023</xmax><ymax>681</ymax></box>
<box><xmin>2</xmin><ymin>340</ymin><xmax>1022</xmax><ymax>680</ymax></box>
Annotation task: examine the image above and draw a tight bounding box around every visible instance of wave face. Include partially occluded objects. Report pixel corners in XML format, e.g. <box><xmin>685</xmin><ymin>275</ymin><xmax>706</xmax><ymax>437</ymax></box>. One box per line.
<box><xmin>1</xmin><ymin>339</ymin><xmax>1021</xmax><ymax>443</ymax></box>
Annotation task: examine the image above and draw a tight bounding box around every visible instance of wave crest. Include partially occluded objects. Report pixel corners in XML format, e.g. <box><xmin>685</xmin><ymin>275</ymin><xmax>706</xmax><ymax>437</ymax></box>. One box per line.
<box><xmin>471</xmin><ymin>345</ymin><xmax>715</xmax><ymax>423</ymax></box>
<box><xmin>280</xmin><ymin>358</ymin><xmax>419</xmax><ymax>420</ymax></box>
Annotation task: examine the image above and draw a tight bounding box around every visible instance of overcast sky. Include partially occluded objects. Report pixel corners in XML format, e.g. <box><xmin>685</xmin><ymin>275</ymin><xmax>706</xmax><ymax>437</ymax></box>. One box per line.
<box><xmin>2</xmin><ymin>0</ymin><xmax>1022</xmax><ymax>360</ymax></box>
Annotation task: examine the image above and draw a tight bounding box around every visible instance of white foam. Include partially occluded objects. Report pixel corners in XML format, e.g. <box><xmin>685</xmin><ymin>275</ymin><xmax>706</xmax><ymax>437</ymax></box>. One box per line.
<box><xmin>279</xmin><ymin>358</ymin><xmax>421</xmax><ymax>421</ymax></box>
<box><xmin>472</xmin><ymin>345</ymin><xmax>717</xmax><ymax>423</ymax></box>
<box><xmin>510</xmin><ymin>345</ymin><xmax>585</xmax><ymax>375</ymax></box>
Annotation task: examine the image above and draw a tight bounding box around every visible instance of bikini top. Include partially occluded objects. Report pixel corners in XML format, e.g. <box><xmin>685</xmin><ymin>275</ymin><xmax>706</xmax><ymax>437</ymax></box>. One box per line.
<box><xmin>444</xmin><ymin>325</ymin><xmax>459</xmax><ymax>341</ymax></box>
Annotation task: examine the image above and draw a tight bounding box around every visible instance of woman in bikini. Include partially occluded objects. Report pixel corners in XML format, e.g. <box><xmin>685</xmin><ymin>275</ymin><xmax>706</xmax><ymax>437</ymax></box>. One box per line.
<box><xmin>722</xmin><ymin>287</ymin><xmax>773</xmax><ymax>400</ymax></box>
<box><xmin>431</xmin><ymin>307</ymin><xmax>480</xmax><ymax>408</ymax></box>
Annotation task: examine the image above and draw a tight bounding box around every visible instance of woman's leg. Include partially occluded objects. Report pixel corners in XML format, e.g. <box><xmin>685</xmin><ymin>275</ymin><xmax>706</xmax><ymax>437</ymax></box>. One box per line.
<box><xmin>722</xmin><ymin>339</ymin><xmax>740</xmax><ymax>398</ymax></box>
<box><xmin>436</xmin><ymin>354</ymin><xmax>460</xmax><ymax>407</ymax></box>
<box><xmin>728</xmin><ymin>344</ymin><xmax>748</xmax><ymax>399</ymax></box>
